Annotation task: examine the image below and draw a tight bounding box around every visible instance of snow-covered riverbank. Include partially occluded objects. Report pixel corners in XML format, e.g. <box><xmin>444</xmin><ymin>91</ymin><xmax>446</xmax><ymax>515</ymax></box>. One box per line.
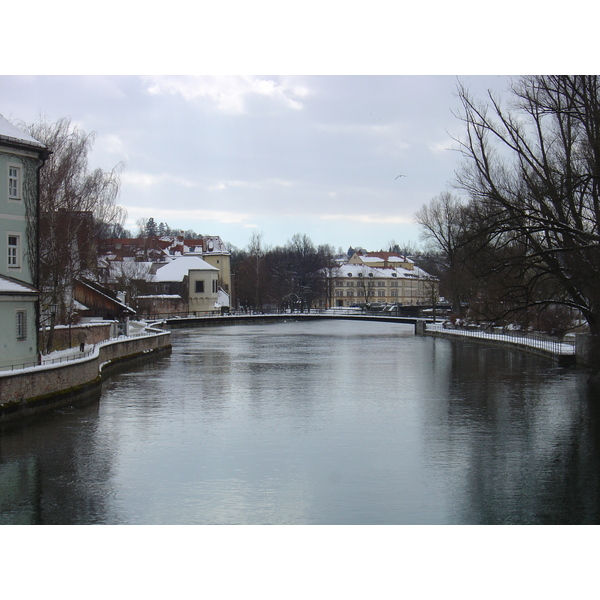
<box><xmin>0</xmin><ymin>324</ymin><xmax>171</xmax><ymax>423</ymax></box>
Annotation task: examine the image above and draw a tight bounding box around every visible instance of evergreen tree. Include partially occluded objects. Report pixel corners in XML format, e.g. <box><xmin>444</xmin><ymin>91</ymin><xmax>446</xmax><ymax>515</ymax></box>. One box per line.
<box><xmin>145</xmin><ymin>217</ymin><xmax>158</xmax><ymax>237</ymax></box>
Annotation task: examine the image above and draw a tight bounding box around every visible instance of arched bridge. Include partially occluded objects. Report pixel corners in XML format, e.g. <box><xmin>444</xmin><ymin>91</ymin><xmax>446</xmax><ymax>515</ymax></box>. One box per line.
<box><xmin>160</xmin><ymin>311</ymin><xmax>434</xmax><ymax>330</ymax></box>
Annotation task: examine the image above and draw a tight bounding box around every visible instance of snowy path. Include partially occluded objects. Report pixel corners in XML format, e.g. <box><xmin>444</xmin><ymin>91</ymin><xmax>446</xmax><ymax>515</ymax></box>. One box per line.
<box><xmin>1</xmin><ymin>322</ymin><xmax>160</xmax><ymax>373</ymax></box>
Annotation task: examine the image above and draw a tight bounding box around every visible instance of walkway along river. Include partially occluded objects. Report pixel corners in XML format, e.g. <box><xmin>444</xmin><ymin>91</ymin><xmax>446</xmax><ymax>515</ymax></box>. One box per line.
<box><xmin>0</xmin><ymin>327</ymin><xmax>171</xmax><ymax>423</ymax></box>
<box><xmin>1</xmin><ymin>318</ymin><xmax>599</xmax><ymax>524</ymax></box>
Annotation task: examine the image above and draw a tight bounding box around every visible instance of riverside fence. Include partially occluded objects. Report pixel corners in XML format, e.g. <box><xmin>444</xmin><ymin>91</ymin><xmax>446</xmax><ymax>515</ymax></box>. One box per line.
<box><xmin>0</xmin><ymin>330</ymin><xmax>168</xmax><ymax>373</ymax></box>
<box><xmin>422</xmin><ymin>322</ymin><xmax>577</xmax><ymax>365</ymax></box>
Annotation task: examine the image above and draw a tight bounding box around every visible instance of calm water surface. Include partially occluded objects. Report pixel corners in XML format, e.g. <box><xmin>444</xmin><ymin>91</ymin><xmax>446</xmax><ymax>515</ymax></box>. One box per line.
<box><xmin>2</xmin><ymin>320</ymin><xmax>600</xmax><ymax>524</ymax></box>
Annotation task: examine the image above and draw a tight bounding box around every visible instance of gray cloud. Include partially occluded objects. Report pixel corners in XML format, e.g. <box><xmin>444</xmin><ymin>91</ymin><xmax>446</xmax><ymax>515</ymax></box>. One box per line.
<box><xmin>0</xmin><ymin>75</ymin><xmax>511</xmax><ymax>249</ymax></box>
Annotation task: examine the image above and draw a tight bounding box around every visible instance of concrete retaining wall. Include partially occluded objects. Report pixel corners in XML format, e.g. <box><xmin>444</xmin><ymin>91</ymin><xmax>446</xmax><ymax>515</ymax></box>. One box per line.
<box><xmin>418</xmin><ymin>325</ymin><xmax>576</xmax><ymax>366</ymax></box>
<box><xmin>0</xmin><ymin>329</ymin><xmax>171</xmax><ymax>423</ymax></box>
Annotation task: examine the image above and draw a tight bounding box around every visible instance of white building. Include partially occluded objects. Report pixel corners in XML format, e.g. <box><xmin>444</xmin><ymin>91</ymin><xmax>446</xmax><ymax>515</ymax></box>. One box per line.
<box><xmin>154</xmin><ymin>256</ymin><xmax>225</xmax><ymax>314</ymax></box>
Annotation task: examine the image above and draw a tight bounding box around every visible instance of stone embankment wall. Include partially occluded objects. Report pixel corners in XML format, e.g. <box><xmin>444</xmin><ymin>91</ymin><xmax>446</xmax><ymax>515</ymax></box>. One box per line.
<box><xmin>0</xmin><ymin>329</ymin><xmax>171</xmax><ymax>423</ymax></box>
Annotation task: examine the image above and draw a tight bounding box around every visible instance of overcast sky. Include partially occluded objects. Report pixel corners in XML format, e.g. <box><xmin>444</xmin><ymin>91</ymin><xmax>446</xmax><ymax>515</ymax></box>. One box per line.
<box><xmin>2</xmin><ymin>4</ymin><xmax>589</xmax><ymax>254</ymax></box>
<box><xmin>0</xmin><ymin>75</ymin><xmax>513</xmax><ymax>252</ymax></box>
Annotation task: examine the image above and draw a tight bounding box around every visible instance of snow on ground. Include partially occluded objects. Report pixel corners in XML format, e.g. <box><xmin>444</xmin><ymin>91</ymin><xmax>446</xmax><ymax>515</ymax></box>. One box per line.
<box><xmin>1</xmin><ymin>321</ymin><xmax>163</xmax><ymax>375</ymax></box>
<box><xmin>39</xmin><ymin>321</ymin><xmax>156</xmax><ymax>365</ymax></box>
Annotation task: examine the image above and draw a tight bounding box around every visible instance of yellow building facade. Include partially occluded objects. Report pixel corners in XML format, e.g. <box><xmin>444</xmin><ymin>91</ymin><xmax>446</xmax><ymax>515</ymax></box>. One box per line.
<box><xmin>327</xmin><ymin>252</ymin><xmax>437</xmax><ymax>308</ymax></box>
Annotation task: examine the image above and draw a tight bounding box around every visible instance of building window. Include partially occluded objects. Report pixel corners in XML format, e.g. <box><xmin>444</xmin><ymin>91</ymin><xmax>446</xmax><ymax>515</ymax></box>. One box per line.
<box><xmin>346</xmin><ymin>291</ymin><xmax>354</xmax><ymax>297</ymax></box>
<box><xmin>16</xmin><ymin>310</ymin><xmax>27</xmax><ymax>340</ymax></box>
<box><xmin>378</xmin><ymin>290</ymin><xmax>385</xmax><ymax>297</ymax></box>
<box><xmin>346</xmin><ymin>281</ymin><xmax>353</xmax><ymax>287</ymax></box>
<box><xmin>212</xmin><ymin>279</ymin><xmax>217</xmax><ymax>293</ymax></box>
<box><xmin>195</xmin><ymin>280</ymin><xmax>204</xmax><ymax>293</ymax></box>
<box><xmin>391</xmin><ymin>290</ymin><xmax>398</xmax><ymax>297</ymax></box>
<box><xmin>377</xmin><ymin>281</ymin><xmax>385</xmax><ymax>287</ymax></box>
<box><xmin>7</xmin><ymin>234</ymin><xmax>20</xmax><ymax>268</ymax></box>
<box><xmin>390</xmin><ymin>280</ymin><xmax>398</xmax><ymax>287</ymax></box>
<box><xmin>8</xmin><ymin>165</ymin><xmax>21</xmax><ymax>200</ymax></box>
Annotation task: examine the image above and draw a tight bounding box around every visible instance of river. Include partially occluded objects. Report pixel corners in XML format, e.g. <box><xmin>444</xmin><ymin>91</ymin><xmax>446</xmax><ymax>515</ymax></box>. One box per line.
<box><xmin>1</xmin><ymin>319</ymin><xmax>599</xmax><ymax>524</ymax></box>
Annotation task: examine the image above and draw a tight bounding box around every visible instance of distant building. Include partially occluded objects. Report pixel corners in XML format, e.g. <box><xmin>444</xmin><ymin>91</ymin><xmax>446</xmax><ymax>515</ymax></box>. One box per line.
<box><xmin>0</xmin><ymin>115</ymin><xmax>49</xmax><ymax>368</ymax></box>
<box><xmin>98</xmin><ymin>234</ymin><xmax>232</xmax><ymax>314</ymax></box>
<box><xmin>136</xmin><ymin>255</ymin><xmax>226</xmax><ymax>317</ymax></box>
<box><xmin>326</xmin><ymin>251</ymin><xmax>438</xmax><ymax>308</ymax></box>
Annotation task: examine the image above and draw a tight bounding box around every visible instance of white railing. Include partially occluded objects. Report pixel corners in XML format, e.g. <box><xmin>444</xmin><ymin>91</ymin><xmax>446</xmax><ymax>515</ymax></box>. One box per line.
<box><xmin>0</xmin><ymin>328</ymin><xmax>165</xmax><ymax>374</ymax></box>
<box><xmin>425</xmin><ymin>322</ymin><xmax>576</xmax><ymax>355</ymax></box>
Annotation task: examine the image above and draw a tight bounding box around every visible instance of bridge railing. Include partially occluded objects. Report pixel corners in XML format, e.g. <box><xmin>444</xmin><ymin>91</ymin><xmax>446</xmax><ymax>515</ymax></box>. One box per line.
<box><xmin>138</xmin><ymin>306</ymin><xmax>432</xmax><ymax>320</ymax></box>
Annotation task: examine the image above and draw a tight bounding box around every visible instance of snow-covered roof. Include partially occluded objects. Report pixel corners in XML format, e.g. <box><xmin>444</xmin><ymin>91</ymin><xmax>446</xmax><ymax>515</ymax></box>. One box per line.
<box><xmin>0</xmin><ymin>275</ymin><xmax>38</xmax><ymax>294</ymax></box>
<box><xmin>203</xmin><ymin>236</ymin><xmax>229</xmax><ymax>253</ymax></box>
<box><xmin>0</xmin><ymin>114</ymin><xmax>46</xmax><ymax>149</ymax></box>
<box><xmin>336</xmin><ymin>263</ymin><xmax>432</xmax><ymax>279</ymax></box>
<box><xmin>358</xmin><ymin>253</ymin><xmax>414</xmax><ymax>265</ymax></box>
<box><xmin>78</xmin><ymin>279</ymin><xmax>136</xmax><ymax>314</ymax></box>
<box><xmin>154</xmin><ymin>256</ymin><xmax>218</xmax><ymax>282</ymax></box>
<box><xmin>360</xmin><ymin>256</ymin><xmax>383</xmax><ymax>263</ymax></box>
<box><xmin>387</xmin><ymin>255</ymin><xmax>413</xmax><ymax>263</ymax></box>
<box><xmin>137</xmin><ymin>294</ymin><xmax>182</xmax><ymax>299</ymax></box>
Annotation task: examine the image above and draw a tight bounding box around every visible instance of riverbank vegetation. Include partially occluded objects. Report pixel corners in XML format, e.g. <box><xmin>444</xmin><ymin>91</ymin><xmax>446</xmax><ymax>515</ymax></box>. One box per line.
<box><xmin>20</xmin><ymin>117</ymin><xmax>126</xmax><ymax>352</ymax></box>
<box><xmin>229</xmin><ymin>232</ymin><xmax>338</xmax><ymax>312</ymax></box>
<box><xmin>417</xmin><ymin>76</ymin><xmax>600</xmax><ymax>339</ymax></box>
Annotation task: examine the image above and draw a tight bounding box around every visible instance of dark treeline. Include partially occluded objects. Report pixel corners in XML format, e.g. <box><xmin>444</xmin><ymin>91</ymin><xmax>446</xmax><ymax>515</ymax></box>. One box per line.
<box><xmin>96</xmin><ymin>217</ymin><xmax>205</xmax><ymax>240</ymax></box>
<box><xmin>231</xmin><ymin>232</ymin><xmax>338</xmax><ymax>311</ymax></box>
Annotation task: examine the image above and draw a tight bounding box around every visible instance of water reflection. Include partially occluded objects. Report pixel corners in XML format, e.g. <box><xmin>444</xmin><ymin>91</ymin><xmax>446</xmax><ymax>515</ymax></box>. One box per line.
<box><xmin>0</xmin><ymin>391</ymin><xmax>120</xmax><ymax>524</ymax></box>
<box><xmin>1</xmin><ymin>321</ymin><xmax>599</xmax><ymax>524</ymax></box>
<box><xmin>421</xmin><ymin>341</ymin><xmax>600</xmax><ymax>524</ymax></box>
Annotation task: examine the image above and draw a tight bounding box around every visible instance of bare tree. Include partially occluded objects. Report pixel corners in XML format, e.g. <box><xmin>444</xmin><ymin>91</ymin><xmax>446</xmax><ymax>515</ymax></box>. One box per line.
<box><xmin>454</xmin><ymin>76</ymin><xmax>600</xmax><ymax>334</ymax></box>
<box><xmin>21</xmin><ymin>117</ymin><xmax>125</xmax><ymax>351</ymax></box>
<box><xmin>232</xmin><ymin>231</ymin><xmax>268</xmax><ymax>310</ymax></box>
<box><xmin>112</xmin><ymin>261</ymin><xmax>153</xmax><ymax>306</ymax></box>
<box><xmin>415</xmin><ymin>191</ymin><xmax>471</xmax><ymax>315</ymax></box>
<box><xmin>386</xmin><ymin>239</ymin><xmax>419</xmax><ymax>256</ymax></box>
<box><xmin>318</xmin><ymin>244</ymin><xmax>340</xmax><ymax>308</ymax></box>
<box><xmin>355</xmin><ymin>265</ymin><xmax>376</xmax><ymax>306</ymax></box>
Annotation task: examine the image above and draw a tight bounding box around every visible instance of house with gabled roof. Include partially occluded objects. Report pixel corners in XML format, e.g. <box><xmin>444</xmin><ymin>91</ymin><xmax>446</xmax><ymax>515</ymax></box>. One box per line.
<box><xmin>135</xmin><ymin>255</ymin><xmax>228</xmax><ymax>317</ymax></box>
<box><xmin>0</xmin><ymin>115</ymin><xmax>50</xmax><ymax>368</ymax></box>
<box><xmin>73</xmin><ymin>278</ymin><xmax>136</xmax><ymax>322</ymax></box>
